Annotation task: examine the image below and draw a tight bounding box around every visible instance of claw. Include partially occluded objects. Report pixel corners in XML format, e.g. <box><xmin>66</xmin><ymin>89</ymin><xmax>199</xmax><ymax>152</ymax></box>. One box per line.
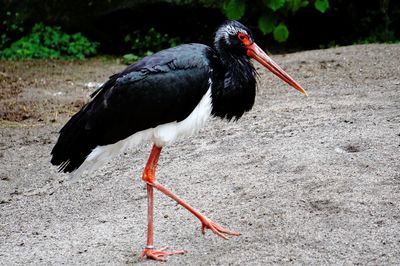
<box><xmin>200</xmin><ymin>218</ymin><xmax>241</xmax><ymax>239</ymax></box>
<box><xmin>139</xmin><ymin>247</ymin><xmax>186</xmax><ymax>261</ymax></box>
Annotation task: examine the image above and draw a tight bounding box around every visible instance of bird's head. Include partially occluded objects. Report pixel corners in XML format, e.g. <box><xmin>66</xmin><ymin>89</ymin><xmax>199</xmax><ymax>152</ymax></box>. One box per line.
<box><xmin>214</xmin><ymin>20</ymin><xmax>307</xmax><ymax>96</ymax></box>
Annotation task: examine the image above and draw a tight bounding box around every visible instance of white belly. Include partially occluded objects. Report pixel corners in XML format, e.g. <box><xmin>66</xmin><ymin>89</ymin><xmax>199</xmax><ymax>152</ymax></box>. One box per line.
<box><xmin>73</xmin><ymin>86</ymin><xmax>213</xmax><ymax>177</ymax></box>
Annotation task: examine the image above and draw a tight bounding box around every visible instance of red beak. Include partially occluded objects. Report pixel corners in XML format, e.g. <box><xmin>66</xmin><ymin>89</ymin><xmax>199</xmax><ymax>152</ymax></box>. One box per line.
<box><xmin>246</xmin><ymin>42</ymin><xmax>308</xmax><ymax>96</ymax></box>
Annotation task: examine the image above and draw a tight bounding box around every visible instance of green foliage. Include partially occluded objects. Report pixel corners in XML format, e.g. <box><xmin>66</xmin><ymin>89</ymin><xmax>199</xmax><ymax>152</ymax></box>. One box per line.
<box><xmin>354</xmin><ymin>31</ymin><xmax>399</xmax><ymax>45</ymax></box>
<box><xmin>0</xmin><ymin>23</ymin><xmax>98</xmax><ymax>60</ymax></box>
<box><xmin>258</xmin><ymin>13</ymin><xmax>275</xmax><ymax>34</ymax></box>
<box><xmin>222</xmin><ymin>0</ymin><xmax>330</xmax><ymax>43</ymax></box>
<box><xmin>355</xmin><ymin>2</ymin><xmax>399</xmax><ymax>45</ymax></box>
<box><xmin>319</xmin><ymin>40</ymin><xmax>338</xmax><ymax>49</ymax></box>
<box><xmin>273</xmin><ymin>23</ymin><xmax>289</xmax><ymax>43</ymax></box>
<box><xmin>314</xmin><ymin>0</ymin><xmax>329</xmax><ymax>13</ymax></box>
<box><xmin>286</xmin><ymin>0</ymin><xmax>310</xmax><ymax>14</ymax></box>
<box><xmin>123</xmin><ymin>28</ymin><xmax>182</xmax><ymax>64</ymax></box>
<box><xmin>223</xmin><ymin>0</ymin><xmax>246</xmax><ymax>19</ymax></box>
<box><xmin>122</xmin><ymin>53</ymin><xmax>141</xmax><ymax>65</ymax></box>
<box><xmin>286</xmin><ymin>0</ymin><xmax>309</xmax><ymax>13</ymax></box>
<box><xmin>265</xmin><ymin>0</ymin><xmax>286</xmax><ymax>12</ymax></box>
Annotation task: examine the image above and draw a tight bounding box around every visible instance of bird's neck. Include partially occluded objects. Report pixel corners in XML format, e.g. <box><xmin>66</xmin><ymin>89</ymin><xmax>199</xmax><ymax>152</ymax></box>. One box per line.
<box><xmin>210</xmin><ymin>51</ymin><xmax>257</xmax><ymax>121</ymax></box>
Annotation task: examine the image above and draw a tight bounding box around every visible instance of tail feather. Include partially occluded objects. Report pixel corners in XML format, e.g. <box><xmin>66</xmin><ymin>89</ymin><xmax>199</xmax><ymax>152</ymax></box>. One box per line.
<box><xmin>51</xmin><ymin>106</ymin><xmax>96</xmax><ymax>173</ymax></box>
<box><xmin>51</xmin><ymin>75</ymin><xmax>120</xmax><ymax>174</ymax></box>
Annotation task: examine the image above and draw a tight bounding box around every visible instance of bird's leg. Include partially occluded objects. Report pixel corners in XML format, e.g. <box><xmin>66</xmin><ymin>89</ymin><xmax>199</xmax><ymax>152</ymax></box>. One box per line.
<box><xmin>151</xmin><ymin>181</ymin><xmax>241</xmax><ymax>239</ymax></box>
<box><xmin>139</xmin><ymin>145</ymin><xmax>186</xmax><ymax>261</ymax></box>
<box><xmin>141</xmin><ymin>145</ymin><xmax>240</xmax><ymax>254</ymax></box>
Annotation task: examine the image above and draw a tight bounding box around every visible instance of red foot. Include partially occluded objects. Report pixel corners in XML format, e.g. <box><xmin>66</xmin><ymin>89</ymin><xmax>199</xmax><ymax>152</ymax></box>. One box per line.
<box><xmin>201</xmin><ymin>218</ymin><xmax>241</xmax><ymax>239</ymax></box>
<box><xmin>139</xmin><ymin>247</ymin><xmax>186</xmax><ymax>261</ymax></box>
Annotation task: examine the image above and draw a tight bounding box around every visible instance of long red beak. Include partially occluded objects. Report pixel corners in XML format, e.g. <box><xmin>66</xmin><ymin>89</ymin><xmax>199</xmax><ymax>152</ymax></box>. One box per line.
<box><xmin>246</xmin><ymin>42</ymin><xmax>308</xmax><ymax>96</ymax></box>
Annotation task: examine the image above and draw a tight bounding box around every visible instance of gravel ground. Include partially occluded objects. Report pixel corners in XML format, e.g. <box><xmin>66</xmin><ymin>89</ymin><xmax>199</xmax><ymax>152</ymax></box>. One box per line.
<box><xmin>0</xmin><ymin>44</ymin><xmax>399</xmax><ymax>265</ymax></box>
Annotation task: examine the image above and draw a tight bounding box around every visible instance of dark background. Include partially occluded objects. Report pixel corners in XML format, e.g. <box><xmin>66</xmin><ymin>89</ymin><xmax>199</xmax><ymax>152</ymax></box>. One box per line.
<box><xmin>1</xmin><ymin>0</ymin><xmax>399</xmax><ymax>54</ymax></box>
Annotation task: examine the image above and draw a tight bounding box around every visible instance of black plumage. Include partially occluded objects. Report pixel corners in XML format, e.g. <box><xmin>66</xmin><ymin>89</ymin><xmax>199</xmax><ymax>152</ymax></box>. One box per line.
<box><xmin>51</xmin><ymin>22</ymin><xmax>259</xmax><ymax>173</ymax></box>
<box><xmin>52</xmin><ymin>45</ymin><xmax>210</xmax><ymax>172</ymax></box>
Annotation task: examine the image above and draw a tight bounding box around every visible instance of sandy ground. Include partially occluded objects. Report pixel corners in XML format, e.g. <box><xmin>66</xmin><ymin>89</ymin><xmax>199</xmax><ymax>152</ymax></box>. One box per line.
<box><xmin>0</xmin><ymin>44</ymin><xmax>399</xmax><ymax>265</ymax></box>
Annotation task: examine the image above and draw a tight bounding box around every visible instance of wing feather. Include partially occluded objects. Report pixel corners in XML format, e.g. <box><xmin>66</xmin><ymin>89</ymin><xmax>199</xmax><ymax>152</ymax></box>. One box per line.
<box><xmin>51</xmin><ymin>44</ymin><xmax>214</xmax><ymax>173</ymax></box>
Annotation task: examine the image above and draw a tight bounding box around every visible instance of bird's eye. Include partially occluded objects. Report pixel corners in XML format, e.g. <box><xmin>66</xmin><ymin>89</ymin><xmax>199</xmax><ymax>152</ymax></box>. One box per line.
<box><xmin>237</xmin><ymin>32</ymin><xmax>247</xmax><ymax>41</ymax></box>
<box><xmin>237</xmin><ymin>32</ymin><xmax>251</xmax><ymax>46</ymax></box>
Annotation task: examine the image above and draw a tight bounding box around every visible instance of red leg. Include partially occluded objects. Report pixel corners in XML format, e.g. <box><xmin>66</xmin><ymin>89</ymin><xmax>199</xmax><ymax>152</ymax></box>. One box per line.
<box><xmin>139</xmin><ymin>184</ymin><xmax>185</xmax><ymax>261</ymax></box>
<box><xmin>139</xmin><ymin>145</ymin><xmax>185</xmax><ymax>261</ymax></box>
<box><xmin>150</xmin><ymin>181</ymin><xmax>240</xmax><ymax>239</ymax></box>
<box><xmin>139</xmin><ymin>145</ymin><xmax>240</xmax><ymax>261</ymax></box>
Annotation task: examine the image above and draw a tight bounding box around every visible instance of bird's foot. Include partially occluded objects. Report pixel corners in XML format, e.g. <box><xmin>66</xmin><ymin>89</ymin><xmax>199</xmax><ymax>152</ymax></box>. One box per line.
<box><xmin>201</xmin><ymin>218</ymin><xmax>241</xmax><ymax>239</ymax></box>
<box><xmin>139</xmin><ymin>246</ymin><xmax>186</xmax><ymax>261</ymax></box>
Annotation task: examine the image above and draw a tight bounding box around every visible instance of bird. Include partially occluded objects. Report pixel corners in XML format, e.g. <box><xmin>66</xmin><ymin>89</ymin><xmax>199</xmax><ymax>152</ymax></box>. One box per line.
<box><xmin>51</xmin><ymin>20</ymin><xmax>307</xmax><ymax>261</ymax></box>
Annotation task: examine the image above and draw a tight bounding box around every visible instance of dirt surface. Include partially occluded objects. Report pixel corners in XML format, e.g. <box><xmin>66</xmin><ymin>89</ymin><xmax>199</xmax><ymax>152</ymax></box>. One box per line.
<box><xmin>0</xmin><ymin>44</ymin><xmax>399</xmax><ymax>265</ymax></box>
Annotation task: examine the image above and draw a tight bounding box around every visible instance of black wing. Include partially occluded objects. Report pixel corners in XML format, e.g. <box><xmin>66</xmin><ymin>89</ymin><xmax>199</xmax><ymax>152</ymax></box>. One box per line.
<box><xmin>51</xmin><ymin>44</ymin><xmax>214</xmax><ymax>172</ymax></box>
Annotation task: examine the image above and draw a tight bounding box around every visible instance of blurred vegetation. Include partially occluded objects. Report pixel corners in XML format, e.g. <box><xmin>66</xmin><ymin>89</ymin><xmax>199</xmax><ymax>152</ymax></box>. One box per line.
<box><xmin>122</xmin><ymin>28</ymin><xmax>182</xmax><ymax>64</ymax></box>
<box><xmin>355</xmin><ymin>0</ymin><xmax>399</xmax><ymax>44</ymax></box>
<box><xmin>0</xmin><ymin>23</ymin><xmax>98</xmax><ymax>60</ymax></box>
<box><xmin>0</xmin><ymin>11</ymin><xmax>25</xmax><ymax>51</ymax></box>
<box><xmin>0</xmin><ymin>0</ymin><xmax>399</xmax><ymax>61</ymax></box>
<box><xmin>223</xmin><ymin>0</ymin><xmax>329</xmax><ymax>43</ymax></box>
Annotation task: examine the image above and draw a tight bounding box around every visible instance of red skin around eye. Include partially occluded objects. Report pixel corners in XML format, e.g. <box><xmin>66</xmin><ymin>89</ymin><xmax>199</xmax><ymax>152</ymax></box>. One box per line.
<box><xmin>238</xmin><ymin>33</ymin><xmax>252</xmax><ymax>46</ymax></box>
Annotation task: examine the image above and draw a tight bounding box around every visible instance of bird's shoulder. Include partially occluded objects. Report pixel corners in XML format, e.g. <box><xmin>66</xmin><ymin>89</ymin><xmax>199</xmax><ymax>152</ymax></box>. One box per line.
<box><xmin>91</xmin><ymin>44</ymin><xmax>216</xmax><ymax>98</ymax></box>
<box><xmin>122</xmin><ymin>43</ymin><xmax>214</xmax><ymax>73</ymax></box>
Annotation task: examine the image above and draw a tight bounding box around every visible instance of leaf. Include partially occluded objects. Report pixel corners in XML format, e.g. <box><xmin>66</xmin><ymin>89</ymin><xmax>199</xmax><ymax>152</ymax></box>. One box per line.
<box><xmin>223</xmin><ymin>0</ymin><xmax>246</xmax><ymax>20</ymax></box>
<box><xmin>273</xmin><ymin>23</ymin><xmax>289</xmax><ymax>42</ymax></box>
<box><xmin>122</xmin><ymin>53</ymin><xmax>140</xmax><ymax>65</ymax></box>
<box><xmin>258</xmin><ymin>15</ymin><xmax>275</xmax><ymax>35</ymax></box>
<box><xmin>301</xmin><ymin>0</ymin><xmax>309</xmax><ymax>7</ymax></box>
<box><xmin>314</xmin><ymin>0</ymin><xmax>329</xmax><ymax>13</ymax></box>
<box><xmin>264</xmin><ymin>0</ymin><xmax>285</xmax><ymax>11</ymax></box>
<box><xmin>286</xmin><ymin>0</ymin><xmax>309</xmax><ymax>13</ymax></box>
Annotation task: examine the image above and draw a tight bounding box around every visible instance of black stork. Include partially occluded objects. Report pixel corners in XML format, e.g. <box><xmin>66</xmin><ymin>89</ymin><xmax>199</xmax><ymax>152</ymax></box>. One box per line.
<box><xmin>51</xmin><ymin>20</ymin><xmax>307</xmax><ymax>261</ymax></box>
